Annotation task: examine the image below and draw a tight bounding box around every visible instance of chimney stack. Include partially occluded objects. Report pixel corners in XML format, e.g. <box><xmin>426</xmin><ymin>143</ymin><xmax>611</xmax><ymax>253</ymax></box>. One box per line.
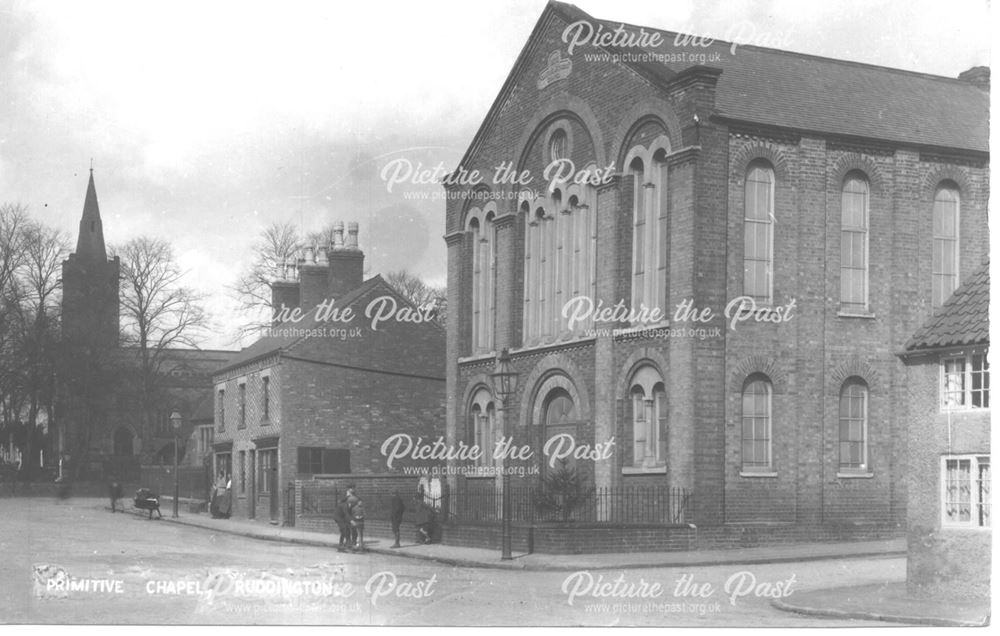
<box><xmin>268</xmin><ymin>221</ymin><xmax>365</xmax><ymax>318</ymax></box>
<box><xmin>959</xmin><ymin>66</ymin><xmax>989</xmax><ymax>91</ymax></box>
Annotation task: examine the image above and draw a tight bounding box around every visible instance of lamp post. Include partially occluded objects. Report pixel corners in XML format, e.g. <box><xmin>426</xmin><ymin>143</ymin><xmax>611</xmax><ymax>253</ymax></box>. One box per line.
<box><xmin>170</xmin><ymin>411</ymin><xmax>182</xmax><ymax>518</ymax></box>
<box><xmin>490</xmin><ymin>348</ymin><xmax>518</xmax><ymax>560</ymax></box>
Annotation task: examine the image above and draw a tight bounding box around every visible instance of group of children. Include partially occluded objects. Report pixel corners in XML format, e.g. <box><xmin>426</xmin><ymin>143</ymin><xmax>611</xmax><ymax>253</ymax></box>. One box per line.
<box><xmin>333</xmin><ymin>487</ymin><xmax>437</xmax><ymax>552</ymax></box>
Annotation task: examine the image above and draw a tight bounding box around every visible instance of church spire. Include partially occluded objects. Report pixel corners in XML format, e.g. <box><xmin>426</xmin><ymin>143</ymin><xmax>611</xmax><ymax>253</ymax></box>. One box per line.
<box><xmin>76</xmin><ymin>169</ymin><xmax>107</xmax><ymax>261</ymax></box>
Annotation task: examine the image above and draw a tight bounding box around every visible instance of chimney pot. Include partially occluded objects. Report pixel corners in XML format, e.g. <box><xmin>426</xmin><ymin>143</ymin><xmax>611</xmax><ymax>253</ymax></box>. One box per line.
<box><xmin>347</xmin><ymin>221</ymin><xmax>359</xmax><ymax>250</ymax></box>
<box><xmin>333</xmin><ymin>221</ymin><xmax>345</xmax><ymax>249</ymax></box>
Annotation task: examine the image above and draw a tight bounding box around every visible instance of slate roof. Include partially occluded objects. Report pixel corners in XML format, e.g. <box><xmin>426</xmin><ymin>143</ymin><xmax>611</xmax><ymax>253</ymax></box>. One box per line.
<box><xmin>903</xmin><ymin>261</ymin><xmax>989</xmax><ymax>353</ymax></box>
<box><xmin>544</xmin><ymin>2</ymin><xmax>988</xmax><ymax>153</ymax></box>
<box><xmin>215</xmin><ymin>275</ymin><xmax>387</xmax><ymax>373</ymax></box>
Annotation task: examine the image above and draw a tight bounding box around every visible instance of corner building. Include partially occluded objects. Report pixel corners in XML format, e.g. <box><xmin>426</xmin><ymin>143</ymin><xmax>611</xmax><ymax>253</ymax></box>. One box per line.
<box><xmin>443</xmin><ymin>2</ymin><xmax>989</xmax><ymax>544</ymax></box>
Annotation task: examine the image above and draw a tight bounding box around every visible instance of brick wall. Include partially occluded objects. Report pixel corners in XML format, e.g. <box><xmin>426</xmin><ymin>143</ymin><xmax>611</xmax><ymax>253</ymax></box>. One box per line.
<box><xmin>443</xmin><ymin>8</ymin><xmax>990</xmax><ymax>545</ymax></box>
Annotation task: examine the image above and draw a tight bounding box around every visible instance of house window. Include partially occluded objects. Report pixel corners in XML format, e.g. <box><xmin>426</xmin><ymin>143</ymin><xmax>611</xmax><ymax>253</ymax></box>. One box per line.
<box><xmin>197</xmin><ymin>425</ymin><xmax>213</xmax><ymax>457</ymax></box>
<box><xmin>741</xmin><ymin>375</ymin><xmax>773</xmax><ymax>472</ymax></box>
<box><xmin>297</xmin><ymin>447</ymin><xmax>350</xmax><ymax>475</ymax></box>
<box><xmin>839</xmin><ymin>378</ymin><xmax>868</xmax><ymax>472</ymax></box>
<box><xmin>217</xmin><ymin>389</ymin><xmax>225</xmax><ymax>431</ymax></box>
<box><xmin>744</xmin><ymin>162</ymin><xmax>775</xmax><ymax>304</ymax></box>
<box><xmin>239</xmin><ymin>451</ymin><xmax>246</xmax><ymax>495</ymax></box>
<box><xmin>942</xmin><ymin>352</ymin><xmax>990</xmax><ymax>410</ymax></box>
<box><xmin>628</xmin><ymin>365</ymin><xmax>667</xmax><ymax>470</ymax></box>
<box><xmin>262</xmin><ymin>376</ymin><xmax>270</xmax><ymax>422</ymax></box>
<box><xmin>942</xmin><ymin>455</ymin><xmax>991</xmax><ymax>528</ymax></box>
<box><xmin>932</xmin><ymin>184</ymin><xmax>960</xmax><ymax>308</ymax></box>
<box><xmin>841</xmin><ymin>173</ymin><xmax>869</xmax><ymax>312</ymax></box>
<box><xmin>238</xmin><ymin>382</ymin><xmax>246</xmax><ymax>429</ymax></box>
<box><xmin>468</xmin><ymin>388</ymin><xmax>495</xmax><ymax>469</ymax></box>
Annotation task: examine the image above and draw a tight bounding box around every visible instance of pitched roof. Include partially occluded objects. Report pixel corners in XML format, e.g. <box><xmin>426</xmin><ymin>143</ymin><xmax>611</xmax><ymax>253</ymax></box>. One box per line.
<box><xmin>216</xmin><ymin>275</ymin><xmax>388</xmax><ymax>373</ymax></box>
<box><xmin>903</xmin><ymin>261</ymin><xmax>989</xmax><ymax>354</ymax></box>
<box><xmin>460</xmin><ymin>1</ymin><xmax>988</xmax><ymax>170</ymax></box>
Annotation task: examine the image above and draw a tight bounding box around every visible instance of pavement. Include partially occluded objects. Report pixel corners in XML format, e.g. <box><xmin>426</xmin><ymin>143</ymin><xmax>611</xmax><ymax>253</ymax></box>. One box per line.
<box><xmin>154</xmin><ymin>499</ymin><xmax>906</xmax><ymax>572</ymax></box>
<box><xmin>772</xmin><ymin>582</ymin><xmax>991</xmax><ymax>627</ymax></box>
<box><xmin>110</xmin><ymin>497</ymin><xmax>989</xmax><ymax>627</ymax></box>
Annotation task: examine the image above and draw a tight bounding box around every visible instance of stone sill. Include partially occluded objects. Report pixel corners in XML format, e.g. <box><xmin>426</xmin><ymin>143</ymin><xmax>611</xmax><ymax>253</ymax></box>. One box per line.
<box><xmin>838</xmin><ymin>310</ymin><xmax>876</xmax><ymax>319</ymax></box>
<box><xmin>621</xmin><ymin>466</ymin><xmax>667</xmax><ymax>475</ymax></box>
<box><xmin>837</xmin><ymin>471</ymin><xmax>874</xmax><ymax>479</ymax></box>
<box><xmin>739</xmin><ymin>471</ymin><xmax>778</xmax><ymax>478</ymax></box>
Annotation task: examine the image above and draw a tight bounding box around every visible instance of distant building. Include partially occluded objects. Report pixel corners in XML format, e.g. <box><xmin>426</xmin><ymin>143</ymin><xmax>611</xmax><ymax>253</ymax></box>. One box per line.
<box><xmin>898</xmin><ymin>261</ymin><xmax>990</xmax><ymax>599</ymax></box>
<box><xmin>57</xmin><ymin>171</ymin><xmax>237</xmax><ymax>478</ymax></box>
<box><xmin>212</xmin><ymin>223</ymin><xmax>446</xmax><ymax>525</ymax></box>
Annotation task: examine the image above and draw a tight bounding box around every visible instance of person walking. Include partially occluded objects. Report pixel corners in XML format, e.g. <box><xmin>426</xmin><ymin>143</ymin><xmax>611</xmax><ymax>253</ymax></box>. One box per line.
<box><xmin>345</xmin><ymin>487</ymin><xmax>360</xmax><ymax>548</ymax></box>
<box><xmin>108</xmin><ymin>479</ymin><xmax>123</xmax><ymax>513</ymax></box>
<box><xmin>333</xmin><ymin>494</ymin><xmax>350</xmax><ymax>552</ymax></box>
<box><xmin>389</xmin><ymin>491</ymin><xmax>405</xmax><ymax>548</ymax></box>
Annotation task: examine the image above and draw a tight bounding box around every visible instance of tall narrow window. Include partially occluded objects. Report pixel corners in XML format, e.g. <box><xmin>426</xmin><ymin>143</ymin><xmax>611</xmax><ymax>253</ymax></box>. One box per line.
<box><xmin>469</xmin><ymin>213</ymin><xmax>495</xmax><ymax>354</ymax></box>
<box><xmin>744</xmin><ymin>163</ymin><xmax>775</xmax><ymax>304</ymax></box>
<box><xmin>469</xmin><ymin>389</ymin><xmax>495</xmax><ymax>470</ymax></box>
<box><xmin>239</xmin><ymin>451</ymin><xmax>246</xmax><ymax>494</ymax></box>
<box><xmin>262</xmin><ymin>375</ymin><xmax>270</xmax><ymax>421</ymax></box>
<box><xmin>654</xmin><ymin>152</ymin><xmax>669</xmax><ymax>314</ymax></box>
<box><xmin>628</xmin><ymin>366</ymin><xmax>667</xmax><ymax>470</ymax></box>
<box><xmin>741</xmin><ymin>375</ymin><xmax>773</xmax><ymax>472</ymax></box>
<box><xmin>839</xmin><ymin>378</ymin><xmax>868</xmax><ymax>472</ymax></box>
<box><xmin>630</xmin><ymin>158</ymin><xmax>646</xmax><ymax>315</ymax></box>
<box><xmin>217</xmin><ymin>389</ymin><xmax>225</xmax><ymax>431</ymax></box>
<box><xmin>238</xmin><ymin>382</ymin><xmax>246</xmax><ymax>429</ymax></box>
<box><xmin>841</xmin><ymin>174</ymin><xmax>869</xmax><ymax>312</ymax></box>
<box><xmin>933</xmin><ymin>184</ymin><xmax>960</xmax><ymax>308</ymax></box>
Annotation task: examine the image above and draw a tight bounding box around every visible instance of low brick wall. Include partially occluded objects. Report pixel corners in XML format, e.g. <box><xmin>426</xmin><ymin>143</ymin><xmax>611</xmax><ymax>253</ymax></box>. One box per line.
<box><xmin>695</xmin><ymin>522</ymin><xmax>903</xmax><ymax>549</ymax></box>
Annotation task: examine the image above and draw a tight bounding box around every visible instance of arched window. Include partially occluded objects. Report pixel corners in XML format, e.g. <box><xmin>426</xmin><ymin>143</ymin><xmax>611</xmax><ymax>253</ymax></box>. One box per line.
<box><xmin>933</xmin><ymin>183</ymin><xmax>960</xmax><ymax>307</ymax></box>
<box><xmin>627</xmin><ymin>136</ymin><xmax>671</xmax><ymax>324</ymax></box>
<box><xmin>839</xmin><ymin>378</ymin><xmax>869</xmax><ymax>472</ymax></box>
<box><xmin>522</xmin><ymin>186</ymin><xmax>597</xmax><ymax>345</ymax></box>
<box><xmin>469</xmin><ymin>211</ymin><xmax>496</xmax><ymax>354</ymax></box>
<box><xmin>841</xmin><ymin>173</ymin><xmax>869</xmax><ymax>312</ymax></box>
<box><xmin>549</xmin><ymin>128</ymin><xmax>568</xmax><ymax>162</ymax></box>
<box><xmin>629</xmin><ymin>365</ymin><xmax>667</xmax><ymax>469</ymax></box>
<box><xmin>741</xmin><ymin>375</ymin><xmax>772</xmax><ymax>472</ymax></box>
<box><xmin>544</xmin><ymin>389</ymin><xmax>578</xmax><ymax>471</ymax></box>
<box><xmin>744</xmin><ymin>162</ymin><xmax>775</xmax><ymax>304</ymax></box>
<box><xmin>468</xmin><ymin>388</ymin><xmax>496</xmax><ymax>468</ymax></box>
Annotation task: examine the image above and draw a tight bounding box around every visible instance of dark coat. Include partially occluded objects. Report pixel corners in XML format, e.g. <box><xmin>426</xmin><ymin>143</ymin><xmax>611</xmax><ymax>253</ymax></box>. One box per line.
<box><xmin>332</xmin><ymin>497</ymin><xmax>349</xmax><ymax>527</ymax></box>
<box><xmin>390</xmin><ymin>494</ymin><xmax>405</xmax><ymax>523</ymax></box>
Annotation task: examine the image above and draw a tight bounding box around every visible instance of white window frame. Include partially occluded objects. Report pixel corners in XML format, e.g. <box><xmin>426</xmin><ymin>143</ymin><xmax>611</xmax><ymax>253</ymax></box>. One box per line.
<box><xmin>740</xmin><ymin>376</ymin><xmax>774</xmax><ymax>475</ymax></box>
<box><xmin>838</xmin><ymin>379</ymin><xmax>870</xmax><ymax>474</ymax></box>
<box><xmin>743</xmin><ymin>162</ymin><xmax>775</xmax><ymax>306</ymax></box>
<box><xmin>932</xmin><ymin>184</ymin><xmax>960</xmax><ymax>309</ymax></box>
<box><xmin>940</xmin><ymin>350</ymin><xmax>990</xmax><ymax>411</ymax></box>
<box><xmin>840</xmin><ymin>174</ymin><xmax>870</xmax><ymax>313</ymax></box>
<box><xmin>940</xmin><ymin>454</ymin><xmax>991</xmax><ymax>529</ymax></box>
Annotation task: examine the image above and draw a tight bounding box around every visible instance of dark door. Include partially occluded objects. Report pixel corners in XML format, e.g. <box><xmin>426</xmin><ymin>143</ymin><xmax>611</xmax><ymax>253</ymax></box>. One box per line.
<box><xmin>269</xmin><ymin>464</ymin><xmax>278</xmax><ymax>521</ymax></box>
<box><xmin>248</xmin><ymin>449</ymin><xmax>256</xmax><ymax>519</ymax></box>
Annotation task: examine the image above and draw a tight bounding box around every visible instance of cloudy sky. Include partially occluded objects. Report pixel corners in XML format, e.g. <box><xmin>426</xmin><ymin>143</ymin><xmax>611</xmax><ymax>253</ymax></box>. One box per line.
<box><xmin>0</xmin><ymin>0</ymin><xmax>991</xmax><ymax>349</ymax></box>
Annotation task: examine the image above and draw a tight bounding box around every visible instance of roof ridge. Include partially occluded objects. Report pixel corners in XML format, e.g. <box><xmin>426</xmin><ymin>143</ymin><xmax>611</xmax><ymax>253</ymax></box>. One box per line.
<box><xmin>590</xmin><ymin>15</ymin><xmax>985</xmax><ymax>86</ymax></box>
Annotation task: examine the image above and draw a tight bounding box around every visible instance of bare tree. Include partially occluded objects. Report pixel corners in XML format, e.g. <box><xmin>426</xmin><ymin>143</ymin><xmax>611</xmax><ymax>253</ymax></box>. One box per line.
<box><xmin>384</xmin><ymin>269</ymin><xmax>447</xmax><ymax>326</ymax></box>
<box><xmin>230</xmin><ymin>221</ymin><xmax>301</xmax><ymax>339</ymax></box>
<box><xmin>115</xmin><ymin>237</ymin><xmax>210</xmax><ymax>445</ymax></box>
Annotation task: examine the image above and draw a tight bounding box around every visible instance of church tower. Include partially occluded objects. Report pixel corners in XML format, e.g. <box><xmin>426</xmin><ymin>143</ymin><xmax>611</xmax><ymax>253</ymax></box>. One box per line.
<box><xmin>61</xmin><ymin>170</ymin><xmax>120</xmax><ymax>348</ymax></box>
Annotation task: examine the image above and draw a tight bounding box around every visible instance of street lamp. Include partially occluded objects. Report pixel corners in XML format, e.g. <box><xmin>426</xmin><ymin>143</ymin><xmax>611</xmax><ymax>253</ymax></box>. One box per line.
<box><xmin>490</xmin><ymin>348</ymin><xmax>518</xmax><ymax>561</ymax></box>
<box><xmin>170</xmin><ymin>411</ymin><xmax>182</xmax><ymax>518</ymax></box>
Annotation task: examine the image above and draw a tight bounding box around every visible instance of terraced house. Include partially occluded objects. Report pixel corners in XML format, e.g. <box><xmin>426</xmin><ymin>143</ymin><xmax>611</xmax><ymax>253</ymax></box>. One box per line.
<box><xmin>440</xmin><ymin>1</ymin><xmax>989</xmax><ymax>552</ymax></box>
